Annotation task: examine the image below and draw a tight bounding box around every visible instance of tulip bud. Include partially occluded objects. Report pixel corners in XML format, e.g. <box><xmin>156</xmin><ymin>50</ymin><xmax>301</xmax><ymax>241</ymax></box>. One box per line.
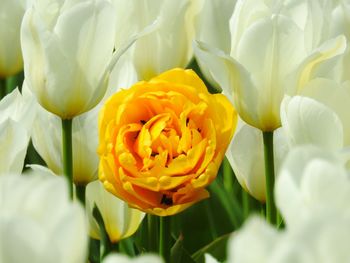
<box><xmin>21</xmin><ymin>0</ymin><xmax>116</xmax><ymax>119</ymax></box>
<box><xmin>86</xmin><ymin>181</ymin><xmax>145</xmax><ymax>242</ymax></box>
<box><xmin>0</xmin><ymin>0</ymin><xmax>27</xmax><ymax>77</ymax></box>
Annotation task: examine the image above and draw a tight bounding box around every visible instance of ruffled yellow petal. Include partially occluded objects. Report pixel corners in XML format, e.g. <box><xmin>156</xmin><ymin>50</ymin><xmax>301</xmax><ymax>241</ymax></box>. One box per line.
<box><xmin>98</xmin><ymin>68</ymin><xmax>237</xmax><ymax>216</ymax></box>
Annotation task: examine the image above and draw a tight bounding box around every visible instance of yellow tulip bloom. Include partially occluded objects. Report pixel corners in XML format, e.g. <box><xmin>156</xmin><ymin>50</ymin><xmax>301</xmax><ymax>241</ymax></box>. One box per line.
<box><xmin>98</xmin><ymin>68</ymin><xmax>237</xmax><ymax>216</ymax></box>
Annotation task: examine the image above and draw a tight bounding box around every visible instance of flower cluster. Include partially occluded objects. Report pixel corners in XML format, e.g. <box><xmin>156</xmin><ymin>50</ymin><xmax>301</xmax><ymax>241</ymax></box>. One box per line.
<box><xmin>1</xmin><ymin>0</ymin><xmax>350</xmax><ymax>262</ymax></box>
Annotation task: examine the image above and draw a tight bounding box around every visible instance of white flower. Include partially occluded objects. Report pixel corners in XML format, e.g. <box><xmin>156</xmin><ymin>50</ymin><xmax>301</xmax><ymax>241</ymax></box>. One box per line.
<box><xmin>276</xmin><ymin>146</ymin><xmax>350</xmax><ymax>227</ymax></box>
<box><xmin>226</xmin><ymin>124</ymin><xmax>288</xmax><ymax>201</ymax></box>
<box><xmin>194</xmin><ymin>0</ymin><xmax>346</xmax><ymax>131</ymax></box>
<box><xmin>21</xmin><ymin>0</ymin><xmax>116</xmax><ymax>119</ymax></box>
<box><xmin>0</xmin><ymin>88</ymin><xmax>35</xmax><ymax>175</ymax></box>
<box><xmin>111</xmin><ymin>0</ymin><xmax>202</xmax><ymax>80</ymax></box>
<box><xmin>86</xmin><ymin>181</ymin><xmax>145</xmax><ymax>242</ymax></box>
<box><xmin>31</xmin><ymin>99</ymin><xmax>99</xmax><ymax>185</ymax></box>
<box><xmin>30</xmin><ymin>54</ymin><xmax>139</xmax><ymax>185</ymax></box>
<box><xmin>281</xmin><ymin>95</ymin><xmax>344</xmax><ymax>151</ymax></box>
<box><xmin>0</xmin><ymin>171</ymin><xmax>88</xmax><ymax>263</ymax></box>
<box><xmin>228</xmin><ymin>146</ymin><xmax>350</xmax><ymax>263</ymax></box>
<box><xmin>195</xmin><ymin>0</ymin><xmax>236</xmax><ymax>89</ymax></box>
<box><xmin>0</xmin><ymin>0</ymin><xmax>28</xmax><ymax>77</ymax></box>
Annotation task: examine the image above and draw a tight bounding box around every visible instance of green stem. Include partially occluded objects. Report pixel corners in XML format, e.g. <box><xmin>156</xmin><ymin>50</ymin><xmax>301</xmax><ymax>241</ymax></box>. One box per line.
<box><xmin>159</xmin><ymin>216</ymin><xmax>171</xmax><ymax>262</ymax></box>
<box><xmin>0</xmin><ymin>78</ymin><xmax>6</xmax><ymax>99</ymax></box>
<box><xmin>204</xmin><ymin>202</ymin><xmax>217</xmax><ymax>239</ymax></box>
<box><xmin>119</xmin><ymin>237</ymin><xmax>135</xmax><ymax>256</ymax></box>
<box><xmin>262</xmin><ymin>131</ymin><xmax>277</xmax><ymax>225</ymax></box>
<box><xmin>62</xmin><ymin>119</ymin><xmax>73</xmax><ymax>199</ymax></box>
<box><xmin>147</xmin><ymin>214</ymin><xmax>158</xmax><ymax>252</ymax></box>
<box><xmin>223</xmin><ymin>157</ymin><xmax>234</xmax><ymax>196</ymax></box>
<box><xmin>75</xmin><ymin>184</ymin><xmax>86</xmax><ymax>206</ymax></box>
<box><xmin>242</xmin><ymin>189</ymin><xmax>250</xmax><ymax>220</ymax></box>
<box><xmin>93</xmin><ymin>205</ymin><xmax>112</xmax><ymax>261</ymax></box>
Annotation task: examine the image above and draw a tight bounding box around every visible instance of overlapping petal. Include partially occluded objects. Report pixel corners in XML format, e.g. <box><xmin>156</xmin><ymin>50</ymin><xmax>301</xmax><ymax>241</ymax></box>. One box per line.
<box><xmin>98</xmin><ymin>68</ymin><xmax>236</xmax><ymax>216</ymax></box>
<box><xmin>86</xmin><ymin>181</ymin><xmax>145</xmax><ymax>242</ymax></box>
<box><xmin>0</xmin><ymin>172</ymin><xmax>88</xmax><ymax>263</ymax></box>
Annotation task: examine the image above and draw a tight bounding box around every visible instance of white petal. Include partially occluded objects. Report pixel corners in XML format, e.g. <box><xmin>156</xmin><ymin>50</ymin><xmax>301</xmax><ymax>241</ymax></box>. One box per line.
<box><xmin>235</xmin><ymin>15</ymin><xmax>305</xmax><ymax>130</ymax></box>
<box><xmin>228</xmin><ymin>216</ymin><xmax>279</xmax><ymax>263</ymax></box>
<box><xmin>103</xmin><ymin>254</ymin><xmax>163</xmax><ymax>263</ymax></box>
<box><xmin>300</xmin><ymin>78</ymin><xmax>350</xmax><ymax>146</ymax></box>
<box><xmin>229</xmin><ymin>0</ymin><xmax>270</xmax><ymax>56</ymax></box>
<box><xmin>276</xmin><ymin>146</ymin><xmax>344</xmax><ymax>226</ymax></box>
<box><xmin>227</xmin><ymin>124</ymin><xmax>288</xmax><ymax>202</ymax></box>
<box><xmin>0</xmin><ymin>216</ymin><xmax>50</xmax><ymax>263</ymax></box>
<box><xmin>31</xmin><ymin>99</ymin><xmax>99</xmax><ymax>184</ymax></box>
<box><xmin>193</xmin><ymin>40</ymin><xmax>261</xmax><ymax>129</ymax></box>
<box><xmin>0</xmin><ymin>119</ymin><xmax>29</xmax><ymax>175</ymax></box>
<box><xmin>281</xmin><ymin>96</ymin><xmax>343</xmax><ymax>150</ymax></box>
<box><xmin>205</xmin><ymin>254</ymin><xmax>220</xmax><ymax>263</ymax></box>
<box><xmin>0</xmin><ymin>87</ymin><xmax>36</xmax><ymax>131</ymax></box>
<box><xmin>86</xmin><ymin>181</ymin><xmax>145</xmax><ymax>242</ymax></box>
<box><xmin>0</xmin><ymin>173</ymin><xmax>87</xmax><ymax>263</ymax></box>
<box><xmin>130</xmin><ymin>0</ymin><xmax>202</xmax><ymax>80</ymax></box>
<box><xmin>0</xmin><ymin>0</ymin><xmax>25</xmax><ymax>77</ymax></box>
<box><xmin>227</xmin><ymin>124</ymin><xmax>266</xmax><ymax>201</ymax></box>
<box><xmin>294</xmin><ymin>35</ymin><xmax>346</xmax><ymax>94</ymax></box>
<box><xmin>196</xmin><ymin>0</ymin><xmax>235</xmax><ymax>54</ymax></box>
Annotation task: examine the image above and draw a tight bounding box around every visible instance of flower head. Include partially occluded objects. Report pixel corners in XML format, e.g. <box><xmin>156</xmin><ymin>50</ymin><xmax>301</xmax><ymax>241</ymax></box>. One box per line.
<box><xmin>0</xmin><ymin>171</ymin><xmax>87</xmax><ymax>263</ymax></box>
<box><xmin>98</xmin><ymin>68</ymin><xmax>236</xmax><ymax>216</ymax></box>
<box><xmin>21</xmin><ymin>0</ymin><xmax>116</xmax><ymax>119</ymax></box>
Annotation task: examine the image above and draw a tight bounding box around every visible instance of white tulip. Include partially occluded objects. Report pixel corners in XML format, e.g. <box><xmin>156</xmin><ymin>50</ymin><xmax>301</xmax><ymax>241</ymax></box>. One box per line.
<box><xmin>103</xmin><ymin>52</ymin><xmax>139</xmax><ymax>100</ymax></box>
<box><xmin>31</xmin><ymin>97</ymin><xmax>99</xmax><ymax>185</ymax></box>
<box><xmin>195</xmin><ymin>0</ymin><xmax>236</xmax><ymax>89</ymax></box>
<box><xmin>229</xmin><ymin>90</ymin><xmax>350</xmax><ymax>201</ymax></box>
<box><xmin>0</xmin><ymin>88</ymin><xmax>35</xmax><ymax>175</ymax></box>
<box><xmin>226</xmin><ymin>124</ymin><xmax>288</xmax><ymax>201</ymax></box>
<box><xmin>228</xmin><ymin>216</ymin><xmax>279</xmax><ymax>263</ymax></box>
<box><xmin>103</xmin><ymin>253</ymin><xmax>163</xmax><ymax>263</ymax></box>
<box><xmin>110</xmin><ymin>0</ymin><xmax>202</xmax><ymax>80</ymax></box>
<box><xmin>230</xmin><ymin>214</ymin><xmax>350</xmax><ymax>263</ymax></box>
<box><xmin>276</xmin><ymin>146</ymin><xmax>350</xmax><ymax>227</ymax></box>
<box><xmin>281</xmin><ymin>95</ymin><xmax>344</xmax><ymax>151</ymax></box>
<box><xmin>227</xmin><ymin>93</ymin><xmax>347</xmax><ymax>201</ymax></box>
<box><xmin>0</xmin><ymin>172</ymin><xmax>88</xmax><ymax>263</ymax></box>
<box><xmin>21</xmin><ymin>0</ymin><xmax>116</xmax><ymax>119</ymax></box>
<box><xmin>300</xmin><ymin>78</ymin><xmax>350</xmax><ymax>145</ymax></box>
<box><xmin>0</xmin><ymin>0</ymin><xmax>28</xmax><ymax>77</ymax></box>
<box><xmin>30</xmin><ymin>54</ymin><xmax>139</xmax><ymax>185</ymax></box>
<box><xmin>194</xmin><ymin>0</ymin><xmax>346</xmax><ymax>131</ymax></box>
<box><xmin>228</xmin><ymin>146</ymin><xmax>350</xmax><ymax>263</ymax></box>
<box><xmin>86</xmin><ymin>181</ymin><xmax>145</xmax><ymax>243</ymax></box>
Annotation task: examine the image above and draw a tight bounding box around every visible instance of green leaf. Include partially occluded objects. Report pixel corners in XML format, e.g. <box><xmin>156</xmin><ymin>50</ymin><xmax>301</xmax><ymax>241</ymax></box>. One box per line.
<box><xmin>119</xmin><ymin>236</ymin><xmax>136</xmax><ymax>257</ymax></box>
<box><xmin>192</xmin><ymin>233</ymin><xmax>231</xmax><ymax>263</ymax></box>
<box><xmin>92</xmin><ymin>204</ymin><xmax>113</xmax><ymax>261</ymax></box>
<box><xmin>171</xmin><ymin>234</ymin><xmax>196</xmax><ymax>263</ymax></box>
<box><xmin>209</xmin><ymin>180</ymin><xmax>244</xmax><ymax>228</ymax></box>
<box><xmin>88</xmin><ymin>238</ymin><xmax>100</xmax><ymax>263</ymax></box>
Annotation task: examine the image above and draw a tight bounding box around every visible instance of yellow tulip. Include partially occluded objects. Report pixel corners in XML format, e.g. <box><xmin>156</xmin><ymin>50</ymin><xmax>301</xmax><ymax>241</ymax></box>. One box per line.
<box><xmin>98</xmin><ymin>68</ymin><xmax>237</xmax><ymax>216</ymax></box>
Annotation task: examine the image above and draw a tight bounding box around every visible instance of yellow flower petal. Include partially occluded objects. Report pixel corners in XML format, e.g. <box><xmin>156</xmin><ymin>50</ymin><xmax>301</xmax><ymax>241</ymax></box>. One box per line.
<box><xmin>98</xmin><ymin>68</ymin><xmax>237</xmax><ymax>216</ymax></box>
